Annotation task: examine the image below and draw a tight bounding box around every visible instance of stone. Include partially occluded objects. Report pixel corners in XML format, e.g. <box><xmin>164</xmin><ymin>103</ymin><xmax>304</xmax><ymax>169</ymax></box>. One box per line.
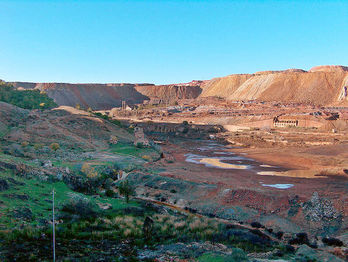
<box><xmin>43</xmin><ymin>160</ymin><xmax>53</xmax><ymax>168</ymax></box>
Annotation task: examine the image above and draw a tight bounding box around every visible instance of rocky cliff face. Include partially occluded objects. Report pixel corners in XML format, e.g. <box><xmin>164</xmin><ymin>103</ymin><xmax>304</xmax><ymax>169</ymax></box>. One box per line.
<box><xmin>201</xmin><ymin>65</ymin><xmax>348</xmax><ymax>106</ymax></box>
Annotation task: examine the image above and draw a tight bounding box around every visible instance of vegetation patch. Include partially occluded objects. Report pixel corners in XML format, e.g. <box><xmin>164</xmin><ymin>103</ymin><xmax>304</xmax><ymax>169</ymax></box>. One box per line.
<box><xmin>0</xmin><ymin>81</ymin><xmax>57</xmax><ymax>109</ymax></box>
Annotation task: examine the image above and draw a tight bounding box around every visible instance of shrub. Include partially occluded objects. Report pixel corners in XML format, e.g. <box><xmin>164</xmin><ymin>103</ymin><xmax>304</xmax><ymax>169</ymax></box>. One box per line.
<box><xmin>50</xmin><ymin>143</ymin><xmax>60</xmax><ymax>151</ymax></box>
<box><xmin>61</xmin><ymin>193</ymin><xmax>98</xmax><ymax>219</ymax></box>
<box><xmin>251</xmin><ymin>221</ymin><xmax>263</xmax><ymax>228</ymax></box>
<box><xmin>81</xmin><ymin>163</ymin><xmax>99</xmax><ymax>179</ymax></box>
<box><xmin>142</xmin><ymin>155</ymin><xmax>152</xmax><ymax>161</ymax></box>
<box><xmin>33</xmin><ymin>143</ymin><xmax>44</xmax><ymax>150</ymax></box>
<box><xmin>21</xmin><ymin>141</ymin><xmax>29</xmax><ymax>147</ymax></box>
<box><xmin>105</xmin><ymin>189</ymin><xmax>115</xmax><ymax>197</ymax></box>
<box><xmin>109</xmin><ymin>135</ymin><xmax>118</xmax><ymax>144</ymax></box>
<box><xmin>288</xmin><ymin>232</ymin><xmax>309</xmax><ymax>245</ymax></box>
<box><xmin>322</xmin><ymin>237</ymin><xmax>343</xmax><ymax>247</ymax></box>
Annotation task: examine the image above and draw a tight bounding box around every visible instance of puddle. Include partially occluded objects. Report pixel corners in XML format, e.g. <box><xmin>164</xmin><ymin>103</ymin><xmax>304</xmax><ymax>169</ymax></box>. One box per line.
<box><xmin>257</xmin><ymin>171</ymin><xmax>280</xmax><ymax>176</ymax></box>
<box><xmin>257</xmin><ymin>171</ymin><xmax>325</xmax><ymax>178</ymax></box>
<box><xmin>184</xmin><ymin>141</ymin><xmax>289</xmax><ymax>178</ymax></box>
<box><xmin>260</xmin><ymin>164</ymin><xmax>274</xmax><ymax>168</ymax></box>
<box><xmin>261</xmin><ymin>183</ymin><xmax>294</xmax><ymax>189</ymax></box>
<box><xmin>185</xmin><ymin>153</ymin><xmax>249</xmax><ymax>169</ymax></box>
<box><xmin>213</xmin><ymin>151</ymin><xmax>235</xmax><ymax>155</ymax></box>
<box><xmin>199</xmin><ymin>158</ymin><xmax>248</xmax><ymax>169</ymax></box>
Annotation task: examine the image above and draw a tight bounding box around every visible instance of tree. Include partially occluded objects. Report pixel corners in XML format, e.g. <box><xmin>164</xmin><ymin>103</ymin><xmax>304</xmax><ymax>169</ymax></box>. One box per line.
<box><xmin>118</xmin><ymin>180</ymin><xmax>134</xmax><ymax>203</ymax></box>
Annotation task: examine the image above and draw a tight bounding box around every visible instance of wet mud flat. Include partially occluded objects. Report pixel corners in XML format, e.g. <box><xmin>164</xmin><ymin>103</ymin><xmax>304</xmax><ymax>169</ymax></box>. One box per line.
<box><xmin>148</xmin><ymin>138</ymin><xmax>348</xmax><ymax>234</ymax></box>
<box><xmin>182</xmin><ymin>139</ymin><xmax>295</xmax><ymax>189</ymax></box>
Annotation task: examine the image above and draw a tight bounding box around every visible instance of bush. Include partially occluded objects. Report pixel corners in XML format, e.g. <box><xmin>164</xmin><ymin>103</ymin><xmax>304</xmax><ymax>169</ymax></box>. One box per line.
<box><xmin>251</xmin><ymin>221</ymin><xmax>263</xmax><ymax>228</ymax></box>
<box><xmin>61</xmin><ymin>193</ymin><xmax>98</xmax><ymax>219</ymax></box>
<box><xmin>21</xmin><ymin>141</ymin><xmax>29</xmax><ymax>147</ymax></box>
<box><xmin>50</xmin><ymin>143</ymin><xmax>60</xmax><ymax>151</ymax></box>
<box><xmin>322</xmin><ymin>237</ymin><xmax>343</xmax><ymax>247</ymax></box>
<box><xmin>33</xmin><ymin>143</ymin><xmax>44</xmax><ymax>150</ymax></box>
<box><xmin>142</xmin><ymin>155</ymin><xmax>152</xmax><ymax>161</ymax></box>
<box><xmin>288</xmin><ymin>232</ymin><xmax>309</xmax><ymax>245</ymax></box>
<box><xmin>105</xmin><ymin>189</ymin><xmax>115</xmax><ymax>197</ymax></box>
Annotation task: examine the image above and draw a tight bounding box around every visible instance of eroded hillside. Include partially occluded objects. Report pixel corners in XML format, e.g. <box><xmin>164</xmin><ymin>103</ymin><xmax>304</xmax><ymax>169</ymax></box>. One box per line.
<box><xmin>10</xmin><ymin>82</ymin><xmax>203</xmax><ymax>110</ymax></box>
<box><xmin>201</xmin><ymin>65</ymin><xmax>348</xmax><ymax>106</ymax></box>
<box><xmin>9</xmin><ymin>65</ymin><xmax>348</xmax><ymax>108</ymax></box>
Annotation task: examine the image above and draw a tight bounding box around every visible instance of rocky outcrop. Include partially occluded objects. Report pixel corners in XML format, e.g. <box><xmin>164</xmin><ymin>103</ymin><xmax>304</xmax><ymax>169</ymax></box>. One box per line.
<box><xmin>200</xmin><ymin>65</ymin><xmax>348</xmax><ymax>106</ymax></box>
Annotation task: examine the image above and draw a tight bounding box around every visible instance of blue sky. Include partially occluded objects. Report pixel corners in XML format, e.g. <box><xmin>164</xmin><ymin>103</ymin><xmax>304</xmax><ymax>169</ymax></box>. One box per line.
<box><xmin>1</xmin><ymin>0</ymin><xmax>347</xmax><ymax>84</ymax></box>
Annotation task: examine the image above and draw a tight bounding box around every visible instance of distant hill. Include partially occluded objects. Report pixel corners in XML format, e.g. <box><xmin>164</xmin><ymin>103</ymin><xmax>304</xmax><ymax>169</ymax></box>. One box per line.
<box><xmin>200</xmin><ymin>65</ymin><xmax>348</xmax><ymax>106</ymax></box>
<box><xmin>7</xmin><ymin>65</ymin><xmax>348</xmax><ymax>108</ymax></box>
<box><xmin>9</xmin><ymin>82</ymin><xmax>202</xmax><ymax>110</ymax></box>
<box><xmin>10</xmin><ymin>82</ymin><xmax>151</xmax><ymax>110</ymax></box>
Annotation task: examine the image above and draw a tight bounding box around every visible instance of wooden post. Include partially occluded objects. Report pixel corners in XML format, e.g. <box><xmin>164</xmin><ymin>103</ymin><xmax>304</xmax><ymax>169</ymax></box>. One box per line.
<box><xmin>52</xmin><ymin>189</ymin><xmax>56</xmax><ymax>262</ymax></box>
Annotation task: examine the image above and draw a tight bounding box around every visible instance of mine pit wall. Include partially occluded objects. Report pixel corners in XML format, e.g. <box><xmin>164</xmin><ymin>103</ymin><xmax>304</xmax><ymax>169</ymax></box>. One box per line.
<box><xmin>134</xmin><ymin>85</ymin><xmax>202</xmax><ymax>104</ymax></box>
<box><xmin>10</xmin><ymin>82</ymin><xmax>203</xmax><ymax>110</ymax></box>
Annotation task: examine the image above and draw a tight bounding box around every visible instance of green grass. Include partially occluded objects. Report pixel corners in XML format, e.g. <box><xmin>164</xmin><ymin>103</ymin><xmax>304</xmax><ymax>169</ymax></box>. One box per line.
<box><xmin>108</xmin><ymin>143</ymin><xmax>160</xmax><ymax>161</ymax></box>
<box><xmin>198</xmin><ymin>253</ymin><xmax>229</xmax><ymax>262</ymax></box>
<box><xmin>0</xmin><ymin>171</ymin><xmax>72</xmax><ymax>228</ymax></box>
<box><xmin>0</xmin><ymin>169</ymin><xmax>139</xmax><ymax>229</ymax></box>
<box><xmin>198</xmin><ymin>250</ymin><xmax>249</xmax><ymax>262</ymax></box>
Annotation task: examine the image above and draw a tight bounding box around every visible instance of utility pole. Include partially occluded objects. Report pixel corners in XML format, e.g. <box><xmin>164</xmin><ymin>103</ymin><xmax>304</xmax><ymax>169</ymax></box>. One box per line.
<box><xmin>52</xmin><ymin>189</ymin><xmax>56</xmax><ymax>262</ymax></box>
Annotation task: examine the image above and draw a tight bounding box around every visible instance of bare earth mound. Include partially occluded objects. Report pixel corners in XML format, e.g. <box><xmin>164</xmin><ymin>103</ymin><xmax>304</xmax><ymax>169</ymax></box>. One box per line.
<box><xmin>201</xmin><ymin>65</ymin><xmax>348</xmax><ymax>106</ymax></box>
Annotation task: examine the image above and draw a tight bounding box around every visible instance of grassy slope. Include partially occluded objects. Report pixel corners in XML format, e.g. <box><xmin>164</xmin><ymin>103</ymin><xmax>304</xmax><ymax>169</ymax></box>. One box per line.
<box><xmin>0</xmin><ymin>169</ymin><xmax>138</xmax><ymax>229</ymax></box>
